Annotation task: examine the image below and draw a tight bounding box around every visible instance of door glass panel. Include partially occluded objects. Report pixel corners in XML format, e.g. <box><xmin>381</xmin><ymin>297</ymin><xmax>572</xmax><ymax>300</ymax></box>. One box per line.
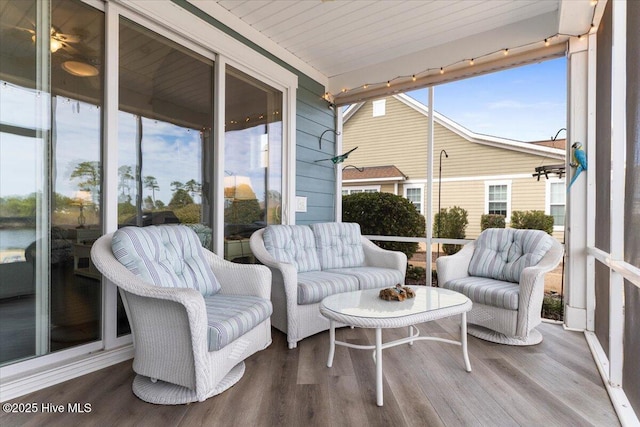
<box><xmin>118</xmin><ymin>18</ymin><xmax>214</xmax><ymax>335</ymax></box>
<box><xmin>224</xmin><ymin>66</ymin><xmax>282</xmax><ymax>263</ymax></box>
<box><xmin>0</xmin><ymin>0</ymin><xmax>104</xmax><ymax>365</ymax></box>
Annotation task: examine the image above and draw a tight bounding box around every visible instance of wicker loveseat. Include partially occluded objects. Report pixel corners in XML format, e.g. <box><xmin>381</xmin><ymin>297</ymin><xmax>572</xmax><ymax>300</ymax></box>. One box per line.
<box><xmin>91</xmin><ymin>224</ymin><xmax>272</xmax><ymax>404</ymax></box>
<box><xmin>250</xmin><ymin>222</ymin><xmax>407</xmax><ymax>349</ymax></box>
<box><xmin>437</xmin><ymin>228</ymin><xmax>563</xmax><ymax>345</ymax></box>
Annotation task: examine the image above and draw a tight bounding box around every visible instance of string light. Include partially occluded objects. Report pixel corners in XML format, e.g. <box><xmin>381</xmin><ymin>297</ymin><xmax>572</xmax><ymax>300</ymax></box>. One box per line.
<box><xmin>326</xmin><ymin>6</ymin><xmax>598</xmax><ymax>101</ymax></box>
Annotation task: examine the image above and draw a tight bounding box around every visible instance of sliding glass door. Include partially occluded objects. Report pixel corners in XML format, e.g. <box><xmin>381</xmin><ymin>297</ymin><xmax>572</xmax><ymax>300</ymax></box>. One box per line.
<box><xmin>0</xmin><ymin>0</ymin><xmax>104</xmax><ymax>365</ymax></box>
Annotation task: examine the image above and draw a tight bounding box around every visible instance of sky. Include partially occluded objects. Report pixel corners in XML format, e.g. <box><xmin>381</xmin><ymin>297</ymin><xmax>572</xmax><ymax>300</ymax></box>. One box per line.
<box><xmin>406</xmin><ymin>57</ymin><xmax>567</xmax><ymax>143</ymax></box>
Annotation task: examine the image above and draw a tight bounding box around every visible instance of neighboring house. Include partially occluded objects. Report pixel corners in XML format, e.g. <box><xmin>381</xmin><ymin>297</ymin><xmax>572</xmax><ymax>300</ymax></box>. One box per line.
<box><xmin>342</xmin><ymin>94</ymin><xmax>566</xmax><ymax>240</ymax></box>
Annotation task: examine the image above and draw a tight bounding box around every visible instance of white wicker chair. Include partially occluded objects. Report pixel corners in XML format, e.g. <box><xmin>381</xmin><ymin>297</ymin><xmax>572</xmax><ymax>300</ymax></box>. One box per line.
<box><xmin>437</xmin><ymin>228</ymin><xmax>563</xmax><ymax>345</ymax></box>
<box><xmin>91</xmin><ymin>226</ymin><xmax>272</xmax><ymax>404</ymax></box>
<box><xmin>250</xmin><ymin>224</ymin><xmax>407</xmax><ymax>349</ymax></box>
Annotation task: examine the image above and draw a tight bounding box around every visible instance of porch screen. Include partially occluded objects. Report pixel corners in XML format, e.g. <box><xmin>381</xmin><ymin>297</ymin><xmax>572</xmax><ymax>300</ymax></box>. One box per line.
<box><xmin>624</xmin><ymin>0</ymin><xmax>640</xmax><ymax>416</ymax></box>
<box><xmin>594</xmin><ymin>0</ymin><xmax>612</xmax><ymax>356</ymax></box>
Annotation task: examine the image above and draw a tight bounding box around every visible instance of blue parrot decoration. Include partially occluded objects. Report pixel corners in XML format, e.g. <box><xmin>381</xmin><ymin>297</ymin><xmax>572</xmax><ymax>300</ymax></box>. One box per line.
<box><xmin>567</xmin><ymin>142</ymin><xmax>587</xmax><ymax>192</ymax></box>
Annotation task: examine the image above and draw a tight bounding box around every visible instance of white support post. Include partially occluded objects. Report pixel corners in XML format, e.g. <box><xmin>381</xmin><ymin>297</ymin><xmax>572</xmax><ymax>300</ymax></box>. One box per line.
<box><xmin>564</xmin><ymin>37</ymin><xmax>589</xmax><ymax>331</ymax></box>
<box><xmin>585</xmin><ymin>32</ymin><xmax>597</xmax><ymax>332</ymax></box>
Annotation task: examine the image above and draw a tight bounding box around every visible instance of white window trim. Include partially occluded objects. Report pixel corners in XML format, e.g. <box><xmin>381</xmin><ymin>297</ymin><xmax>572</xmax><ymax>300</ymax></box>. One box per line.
<box><xmin>485</xmin><ymin>180</ymin><xmax>512</xmax><ymax>222</ymax></box>
<box><xmin>404</xmin><ymin>183</ymin><xmax>424</xmax><ymax>214</ymax></box>
<box><xmin>343</xmin><ymin>185</ymin><xmax>381</xmax><ymax>195</ymax></box>
<box><xmin>545</xmin><ymin>177</ymin><xmax>566</xmax><ymax>231</ymax></box>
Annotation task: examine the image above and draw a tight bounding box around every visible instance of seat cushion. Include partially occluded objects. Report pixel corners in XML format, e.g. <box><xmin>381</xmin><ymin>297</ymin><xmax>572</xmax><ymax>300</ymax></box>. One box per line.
<box><xmin>263</xmin><ymin>225</ymin><xmax>321</xmax><ymax>273</ymax></box>
<box><xmin>112</xmin><ymin>225</ymin><xmax>221</xmax><ymax>296</ymax></box>
<box><xmin>310</xmin><ymin>222</ymin><xmax>365</xmax><ymax>269</ymax></box>
<box><xmin>297</xmin><ymin>271</ymin><xmax>359</xmax><ymax>305</ymax></box>
<box><xmin>204</xmin><ymin>294</ymin><xmax>273</xmax><ymax>351</ymax></box>
<box><xmin>443</xmin><ymin>276</ymin><xmax>519</xmax><ymax>310</ymax></box>
<box><xmin>468</xmin><ymin>228</ymin><xmax>552</xmax><ymax>283</ymax></box>
<box><xmin>326</xmin><ymin>267</ymin><xmax>404</xmax><ymax>290</ymax></box>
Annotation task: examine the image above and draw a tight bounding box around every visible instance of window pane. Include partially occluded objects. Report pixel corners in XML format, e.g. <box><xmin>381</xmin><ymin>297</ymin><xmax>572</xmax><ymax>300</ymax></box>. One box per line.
<box><xmin>550</xmin><ymin>205</ymin><xmax>565</xmax><ymax>226</ymax></box>
<box><xmin>224</xmin><ymin>66</ymin><xmax>282</xmax><ymax>263</ymax></box>
<box><xmin>550</xmin><ymin>182</ymin><xmax>565</xmax><ymax>204</ymax></box>
<box><xmin>118</xmin><ymin>17</ymin><xmax>213</xmax><ymax>335</ymax></box>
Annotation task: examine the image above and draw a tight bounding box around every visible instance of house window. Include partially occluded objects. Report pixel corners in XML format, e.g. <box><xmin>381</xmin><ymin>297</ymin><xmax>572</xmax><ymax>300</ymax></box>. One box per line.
<box><xmin>343</xmin><ymin>186</ymin><xmax>380</xmax><ymax>195</ymax></box>
<box><xmin>547</xmin><ymin>179</ymin><xmax>566</xmax><ymax>228</ymax></box>
<box><xmin>485</xmin><ymin>181</ymin><xmax>511</xmax><ymax>220</ymax></box>
<box><xmin>404</xmin><ymin>185</ymin><xmax>423</xmax><ymax>213</ymax></box>
<box><xmin>372</xmin><ymin>99</ymin><xmax>386</xmax><ymax>117</ymax></box>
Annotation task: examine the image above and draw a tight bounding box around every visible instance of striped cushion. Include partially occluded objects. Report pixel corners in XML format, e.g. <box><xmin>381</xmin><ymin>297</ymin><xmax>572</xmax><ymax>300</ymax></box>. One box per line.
<box><xmin>468</xmin><ymin>228</ymin><xmax>552</xmax><ymax>283</ymax></box>
<box><xmin>443</xmin><ymin>276</ymin><xmax>519</xmax><ymax>310</ymax></box>
<box><xmin>297</xmin><ymin>271</ymin><xmax>359</xmax><ymax>305</ymax></box>
<box><xmin>503</xmin><ymin>230</ymin><xmax>553</xmax><ymax>282</ymax></box>
<box><xmin>327</xmin><ymin>267</ymin><xmax>404</xmax><ymax>290</ymax></box>
<box><xmin>263</xmin><ymin>225</ymin><xmax>321</xmax><ymax>273</ymax></box>
<box><xmin>310</xmin><ymin>222</ymin><xmax>365</xmax><ymax>269</ymax></box>
<box><xmin>204</xmin><ymin>294</ymin><xmax>272</xmax><ymax>351</ymax></box>
<box><xmin>112</xmin><ymin>225</ymin><xmax>221</xmax><ymax>296</ymax></box>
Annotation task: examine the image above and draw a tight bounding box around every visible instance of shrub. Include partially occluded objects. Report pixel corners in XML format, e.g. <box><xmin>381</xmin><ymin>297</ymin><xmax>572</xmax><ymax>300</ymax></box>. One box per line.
<box><xmin>433</xmin><ymin>206</ymin><xmax>468</xmax><ymax>255</ymax></box>
<box><xmin>481</xmin><ymin>214</ymin><xmax>505</xmax><ymax>231</ymax></box>
<box><xmin>342</xmin><ymin>192</ymin><xmax>425</xmax><ymax>259</ymax></box>
<box><xmin>510</xmin><ymin>210</ymin><xmax>554</xmax><ymax>235</ymax></box>
<box><xmin>174</xmin><ymin>203</ymin><xmax>201</xmax><ymax>224</ymax></box>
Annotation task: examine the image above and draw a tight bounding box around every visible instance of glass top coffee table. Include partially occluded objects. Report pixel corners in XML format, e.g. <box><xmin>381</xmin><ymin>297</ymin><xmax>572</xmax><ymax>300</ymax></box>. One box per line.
<box><xmin>320</xmin><ymin>286</ymin><xmax>472</xmax><ymax>406</ymax></box>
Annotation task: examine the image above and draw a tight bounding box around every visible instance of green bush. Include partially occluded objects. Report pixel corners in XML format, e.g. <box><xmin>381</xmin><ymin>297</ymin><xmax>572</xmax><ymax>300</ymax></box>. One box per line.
<box><xmin>510</xmin><ymin>210</ymin><xmax>554</xmax><ymax>235</ymax></box>
<box><xmin>481</xmin><ymin>214</ymin><xmax>505</xmax><ymax>231</ymax></box>
<box><xmin>433</xmin><ymin>206</ymin><xmax>468</xmax><ymax>255</ymax></box>
<box><xmin>342</xmin><ymin>192</ymin><xmax>425</xmax><ymax>259</ymax></box>
<box><xmin>174</xmin><ymin>203</ymin><xmax>201</xmax><ymax>224</ymax></box>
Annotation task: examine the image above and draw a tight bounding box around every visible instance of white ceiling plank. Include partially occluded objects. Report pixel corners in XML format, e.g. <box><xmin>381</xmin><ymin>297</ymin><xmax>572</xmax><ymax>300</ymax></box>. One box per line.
<box><xmin>187</xmin><ymin>0</ymin><xmax>595</xmax><ymax>95</ymax></box>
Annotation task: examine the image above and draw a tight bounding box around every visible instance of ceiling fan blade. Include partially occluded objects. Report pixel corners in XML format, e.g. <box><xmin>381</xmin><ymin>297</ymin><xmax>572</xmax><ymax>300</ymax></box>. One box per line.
<box><xmin>55</xmin><ymin>32</ymin><xmax>81</xmax><ymax>43</ymax></box>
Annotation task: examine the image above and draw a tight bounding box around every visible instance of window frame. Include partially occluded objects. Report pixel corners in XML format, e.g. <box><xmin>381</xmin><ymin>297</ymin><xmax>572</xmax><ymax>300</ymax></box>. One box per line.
<box><xmin>404</xmin><ymin>183</ymin><xmax>424</xmax><ymax>214</ymax></box>
<box><xmin>485</xmin><ymin>180</ymin><xmax>512</xmax><ymax>222</ymax></box>
<box><xmin>546</xmin><ymin>177</ymin><xmax>566</xmax><ymax>231</ymax></box>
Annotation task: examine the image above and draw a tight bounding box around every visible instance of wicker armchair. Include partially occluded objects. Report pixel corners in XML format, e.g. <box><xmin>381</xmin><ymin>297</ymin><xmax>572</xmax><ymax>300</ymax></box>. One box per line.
<box><xmin>91</xmin><ymin>225</ymin><xmax>272</xmax><ymax>404</ymax></box>
<box><xmin>437</xmin><ymin>228</ymin><xmax>563</xmax><ymax>345</ymax></box>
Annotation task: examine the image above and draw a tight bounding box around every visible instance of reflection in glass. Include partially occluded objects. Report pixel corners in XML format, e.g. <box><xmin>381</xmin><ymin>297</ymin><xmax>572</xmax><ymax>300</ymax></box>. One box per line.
<box><xmin>224</xmin><ymin>66</ymin><xmax>283</xmax><ymax>263</ymax></box>
<box><xmin>0</xmin><ymin>0</ymin><xmax>104</xmax><ymax>365</ymax></box>
<box><xmin>118</xmin><ymin>18</ymin><xmax>214</xmax><ymax>335</ymax></box>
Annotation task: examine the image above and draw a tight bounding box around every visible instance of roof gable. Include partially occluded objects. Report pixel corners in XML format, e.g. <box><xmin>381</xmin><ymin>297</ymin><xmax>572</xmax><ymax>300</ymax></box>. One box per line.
<box><xmin>343</xmin><ymin>93</ymin><xmax>565</xmax><ymax>160</ymax></box>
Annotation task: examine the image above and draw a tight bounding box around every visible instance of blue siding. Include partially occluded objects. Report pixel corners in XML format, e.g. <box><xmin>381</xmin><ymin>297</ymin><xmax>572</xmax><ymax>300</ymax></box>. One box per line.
<box><xmin>174</xmin><ymin>0</ymin><xmax>338</xmax><ymax>223</ymax></box>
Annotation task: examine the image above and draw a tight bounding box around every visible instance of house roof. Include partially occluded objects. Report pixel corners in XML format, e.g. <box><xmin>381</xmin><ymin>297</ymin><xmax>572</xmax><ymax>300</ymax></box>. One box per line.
<box><xmin>344</xmin><ymin>94</ymin><xmax>566</xmax><ymax>161</ymax></box>
<box><xmin>190</xmin><ymin>1</ymin><xmax>603</xmax><ymax>104</ymax></box>
<box><xmin>342</xmin><ymin>165</ymin><xmax>407</xmax><ymax>183</ymax></box>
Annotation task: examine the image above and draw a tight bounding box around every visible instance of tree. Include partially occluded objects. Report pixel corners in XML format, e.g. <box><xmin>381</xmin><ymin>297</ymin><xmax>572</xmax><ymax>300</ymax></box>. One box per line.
<box><xmin>143</xmin><ymin>176</ymin><xmax>159</xmax><ymax>204</ymax></box>
<box><xmin>169</xmin><ymin>189</ymin><xmax>194</xmax><ymax>209</ymax></box>
<box><xmin>433</xmin><ymin>206</ymin><xmax>468</xmax><ymax>255</ymax></box>
<box><xmin>118</xmin><ymin>165</ymin><xmax>134</xmax><ymax>202</ymax></box>
<box><xmin>184</xmin><ymin>179</ymin><xmax>201</xmax><ymax>198</ymax></box>
<box><xmin>71</xmin><ymin>161</ymin><xmax>100</xmax><ymax>202</ymax></box>
<box><xmin>342</xmin><ymin>192</ymin><xmax>425</xmax><ymax>259</ymax></box>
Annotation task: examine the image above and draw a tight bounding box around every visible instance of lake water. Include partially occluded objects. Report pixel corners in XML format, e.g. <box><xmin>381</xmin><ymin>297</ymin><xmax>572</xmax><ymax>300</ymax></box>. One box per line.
<box><xmin>0</xmin><ymin>229</ymin><xmax>37</xmax><ymax>250</ymax></box>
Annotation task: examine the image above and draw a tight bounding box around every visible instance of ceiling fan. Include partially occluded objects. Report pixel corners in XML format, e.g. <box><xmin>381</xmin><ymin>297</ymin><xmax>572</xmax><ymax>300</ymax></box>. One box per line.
<box><xmin>2</xmin><ymin>23</ymin><xmax>99</xmax><ymax>77</ymax></box>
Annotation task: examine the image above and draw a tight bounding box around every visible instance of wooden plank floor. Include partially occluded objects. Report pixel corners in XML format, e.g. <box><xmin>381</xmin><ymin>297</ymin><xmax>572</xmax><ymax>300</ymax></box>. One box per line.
<box><xmin>0</xmin><ymin>320</ymin><xmax>619</xmax><ymax>427</ymax></box>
